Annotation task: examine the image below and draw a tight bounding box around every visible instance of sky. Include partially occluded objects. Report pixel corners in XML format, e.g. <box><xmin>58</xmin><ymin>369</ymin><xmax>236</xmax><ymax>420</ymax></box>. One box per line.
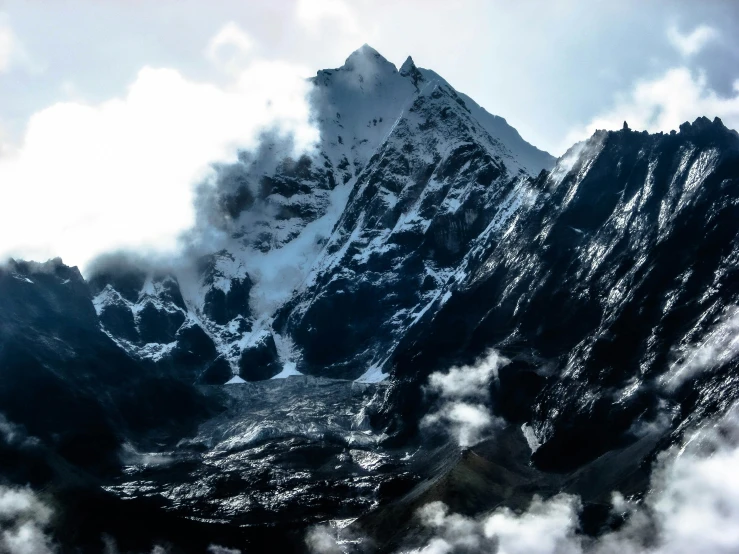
<box><xmin>1</xmin><ymin>0</ymin><xmax>739</xmax><ymax>268</ymax></box>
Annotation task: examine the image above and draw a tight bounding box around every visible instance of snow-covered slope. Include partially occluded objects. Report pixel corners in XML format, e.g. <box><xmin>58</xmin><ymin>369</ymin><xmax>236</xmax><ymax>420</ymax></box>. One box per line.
<box><xmin>90</xmin><ymin>44</ymin><xmax>555</xmax><ymax>383</ymax></box>
<box><xmin>277</xmin><ymin>76</ymin><xmax>536</xmax><ymax>379</ymax></box>
<box><xmin>416</xmin><ymin>65</ymin><xmax>555</xmax><ymax>176</ymax></box>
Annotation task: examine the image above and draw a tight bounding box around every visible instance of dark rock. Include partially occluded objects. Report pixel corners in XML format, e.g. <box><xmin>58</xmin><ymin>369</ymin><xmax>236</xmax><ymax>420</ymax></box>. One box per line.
<box><xmin>238</xmin><ymin>332</ymin><xmax>282</xmax><ymax>380</ymax></box>
<box><xmin>199</xmin><ymin>356</ymin><xmax>233</xmax><ymax>385</ymax></box>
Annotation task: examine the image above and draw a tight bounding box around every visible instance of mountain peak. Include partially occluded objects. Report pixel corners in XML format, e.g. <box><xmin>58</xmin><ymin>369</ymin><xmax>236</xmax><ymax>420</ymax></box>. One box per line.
<box><xmin>341</xmin><ymin>44</ymin><xmax>397</xmax><ymax>73</ymax></box>
<box><xmin>399</xmin><ymin>56</ymin><xmax>416</xmax><ymax>74</ymax></box>
<box><xmin>399</xmin><ymin>55</ymin><xmax>424</xmax><ymax>89</ymax></box>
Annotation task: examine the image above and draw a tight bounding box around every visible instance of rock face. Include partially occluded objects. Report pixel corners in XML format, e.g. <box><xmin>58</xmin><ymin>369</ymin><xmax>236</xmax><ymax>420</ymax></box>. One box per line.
<box><xmin>2</xmin><ymin>46</ymin><xmax>739</xmax><ymax>553</ymax></box>
<box><xmin>385</xmin><ymin>117</ymin><xmax>739</xmax><ymax>471</ymax></box>
<box><xmin>0</xmin><ymin>259</ymin><xmax>217</xmax><ymax>476</ymax></box>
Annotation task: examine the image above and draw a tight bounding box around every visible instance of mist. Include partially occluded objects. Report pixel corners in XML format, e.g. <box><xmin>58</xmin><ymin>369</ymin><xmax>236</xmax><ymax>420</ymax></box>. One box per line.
<box><xmin>0</xmin><ymin>22</ymin><xmax>318</xmax><ymax>273</ymax></box>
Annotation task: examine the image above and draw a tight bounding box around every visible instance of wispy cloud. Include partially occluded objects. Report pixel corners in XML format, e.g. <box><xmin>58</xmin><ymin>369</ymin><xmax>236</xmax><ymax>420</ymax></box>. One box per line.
<box><xmin>0</xmin><ymin>13</ymin><xmax>40</xmax><ymax>75</ymax></box>
<box><xmin>0</xmin><ymin>19</ymin><xmax>13</xmax><ymax>73</ymax></box>
<box><xmin>667</xmin><ymin>24</ymin><xmax>719</xmax><ymax>57</ymax></box>
<box><xmin>295</xmin><ymin>0</ymin><xmax>359</xmax><ymax>36</ymax></box>
<box><xmin>206</xmin><ymin>22</ymin><xmax>254</xmax><ymax>74</ymax></box>
<box><xmin>661</xmin><ymin>306</ymin><xmax>739</xmax><ymax>392</ymax></box>
<box><xmin>421</xmin><ymin>350</ymin><xmax>508</xmax><ymax>448</ymax></box>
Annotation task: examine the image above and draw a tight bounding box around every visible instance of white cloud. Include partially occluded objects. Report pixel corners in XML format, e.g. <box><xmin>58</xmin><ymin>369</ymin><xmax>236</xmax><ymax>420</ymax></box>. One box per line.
<box><xmin>422</xmin><ymin>402</ymin><xmax>496</xmax><ymax>448</ymax></box>
<box><xmin>295</xmin><ymin>0</ymin><xmax>359</xmax><ymax>35</ymax></box>
<box><xmin>305</xmin><ymin>525</ymin><xmax>343</xmax><ymax>554</ymax></box>
<box><xmin>563</xmin><ymin>67</ymin><xmax>739</xmax><ymax>148</ymax></box>
<box><xmin>667</xmin><ymin>24</ymin><xmax>719</xmax><ymax>57</ymax></box>
<box><xmin>0</xmin><ymin>486</ymin><xmax>55</xmax><ymax>554</ymax></box>
<box><xmin>0</xmin><ymin>14</ymin><xmax>42</xmax><ymax>75</ymax></box>
<box><xmin>0</xmin><ymin>20</ymin><xmax>13</xmax><ymax>73</ymax></box>
<box><xmin>207</xmin><ymin>545</ymin><xmax>242</xmax><ymax>554</ymax></box>
<box><xmin>485</xmin><ymin>495</ymin><xmax>583</xmax><ymax>554</ymax></box>
<box><xmin>661</xmin><ymin>306</ymin><xmax>739</xmax><ymax>391</ymax></box>
<box><xmin>206</xmin><ymin>22</ymin><xmax>254</xmax><ymax>73</ymax></box>
<box><xmin>402</xmin><ymin>495</ymin><xmax>582</xmax><ymax>554</ymax></box>
<box><xmin>305</xmin><ymin>522</ymin><xmax>368</xmax><ymax>553</ymax></box>
<box><xmin>399</xmin><ymin>401</ymin><xmax>739</xmax><ymax>554</ymax></box>
<box><xmin>0</xmin><ymin>24</ymin><xmax>318</xmax><ymax>271</ymax></box>
<box><xmin>592</xmin><ymin>402</ymin><xmax>739</xmax><ymax>554</ymax></box>
<box><xmin>421</xmin><ymin>350</ymin><xmax>508</xmax><ymax>447</ymax></box>
<box><xmin>301</xmin><ymin>401</ymin><xmax>739</xmax><ymax>553</ymax></box>
<box><xmin>410</xmin><ymin>501</ymin><xmax>499</xmax><ymax>553</ymax></box>
<box><xmin>426</xmin><ymin>350</ymin><xmax>507</xmax><ymax>400</ymax></box>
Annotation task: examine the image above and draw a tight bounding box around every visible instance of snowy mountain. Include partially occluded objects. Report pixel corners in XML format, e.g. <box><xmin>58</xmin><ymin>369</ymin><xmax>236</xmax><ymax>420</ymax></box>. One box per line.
<box><xmin>2</xmin><ymin>46</ymin><xmax>739</xmax><ymax>553</ymax></box>
<box><xmin>88</xmin><ymin>44</ymin><xmax>555</xmax><ymax>385</ymax></box>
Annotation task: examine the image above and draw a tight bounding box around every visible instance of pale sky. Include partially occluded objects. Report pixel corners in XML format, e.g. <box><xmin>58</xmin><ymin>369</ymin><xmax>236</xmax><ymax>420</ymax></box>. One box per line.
<box><xmin>1</xmin><ymin>0</ymin><xmax>738</xmax><ymax>268</ymax></box>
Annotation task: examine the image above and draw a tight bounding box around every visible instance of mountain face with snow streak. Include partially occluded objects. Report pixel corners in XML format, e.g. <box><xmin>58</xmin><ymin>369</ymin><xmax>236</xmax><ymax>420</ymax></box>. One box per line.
<box><xmin>2</xmin><ymin>45</ymin><xmax>739</xmax><ymax>553</ymax></box>
<box><xmin>382</xmin><ymin>116</ymin><xmax>739</xmax><ymax>469</ymax></box>
<box><xmin>88</xmin><ymin>45</ymin><xmax>555</xmax><ymax>384</ymax></box>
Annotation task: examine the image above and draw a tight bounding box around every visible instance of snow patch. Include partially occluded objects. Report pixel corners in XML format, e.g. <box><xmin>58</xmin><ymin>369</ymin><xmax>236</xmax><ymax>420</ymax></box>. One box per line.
<box><xmin>271</xmin><ymin>362</ymin><xmax>303</xmax><ymax>379</ymax></box>
<box><xmin>355</xmin><ymin>359</ymin><xmax>390</xmax><ymax>383</ymax></box>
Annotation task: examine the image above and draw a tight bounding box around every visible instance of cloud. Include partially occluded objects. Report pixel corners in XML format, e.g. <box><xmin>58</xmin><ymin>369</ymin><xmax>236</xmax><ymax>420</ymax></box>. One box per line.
<box><xmin>661</xmin><ymin>305</ymin><xmax>739</xmax><ymax>391</ymax></box>
<box><xmin>667</xmin><ymin>24</ymin><xmax>719</xmax><ymax>57</ymax></box>
<box><xmin>563</xmin><ymin>66</ymin><xmax>739</xmax><ymax>148</ymax></box>
<box><xmin>407</xmin><ymin>501</ymin><xmax>500</xmax><ymax>553</ymax></box>
<box><xmin>591</xmin><ymin>401</ymin><xmax>739</xmax><ymax>554</ymax></box>
<box><xmin>422</xmin><ymin>402</ymin><xmax>496</xmax><ymax>449</ymax></box>
<box><xmin>421</xmin><ymin>350</ymin><xmax>509</xmax><ymax>447</ymax></box>
<box><xmin>206</xmin><ymin>22</ymin><xmax>254</xmax><ymax>73</ymax></box>
<box><xmin>0</xmin><ymin>14</ymin><xmax>38</xmax><ymax>75</ymax></box>
<box><xmin>305</xmin><ymin>522</ymin><xmax>370</xmax><ymax>554</ymax></box>
<box><xmin>295</xmin><ymin>0</ymin><xmax>359</xmax><ymax>35</ymax></box>
<box><xmin>0</xmin><ymin>24</ymin><xmax>318</xmax><ymax>271</ymax></box>
<box><xmin>398</xmin><ymin>401</ymin><xmax>739</xmax><ymax>554</ymax></box>
<box><xmin>0</xmin><ymin>20</ymin><xmax>13</xmax><ymax>72</ymax></box>
<box><xmin>207</xmin><ymin>545</ymin><xmax>242</xmax><ymax>554</ymax></box>
<box><xmin>0</xmin><ymin>486</ymin><xmax>55</xmax><ymax>554</ymax></box>
<box><xmin>305</xmin><ymin>525</ymin><xmax>343</xmax><ymax>554</ymax></box>
<box><xmin>402</xmin><ymin>495</ymin><xmax>582</xmax><ymax>554</ymax></box>
<box><xmin>426</xmin><ymin>350</ymin><xmax>507</xmax><ymax>400</ymax></box>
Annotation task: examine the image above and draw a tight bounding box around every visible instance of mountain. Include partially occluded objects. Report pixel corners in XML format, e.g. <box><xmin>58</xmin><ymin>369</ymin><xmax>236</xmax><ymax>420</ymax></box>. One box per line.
<box><xmin>88</xmin><ymin>44</ymin><xmax>556</xmax><ymax>386</ymax></box>
<box><xmin>384</xmin><ymin>116</ymin><xmax>739</xmax><ymax>467</ymax></box>
<box><xmin>1</xmin><ymin>45</ymin><xmax>739</xmax><ymax>553</ymax></box>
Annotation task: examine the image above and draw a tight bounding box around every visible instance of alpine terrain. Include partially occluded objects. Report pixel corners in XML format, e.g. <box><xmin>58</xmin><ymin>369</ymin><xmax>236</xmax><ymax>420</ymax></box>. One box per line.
<box><xmin>2</xmin><ymin>45</ymin><xmax>739</xmax><ymax>553</ymax></box>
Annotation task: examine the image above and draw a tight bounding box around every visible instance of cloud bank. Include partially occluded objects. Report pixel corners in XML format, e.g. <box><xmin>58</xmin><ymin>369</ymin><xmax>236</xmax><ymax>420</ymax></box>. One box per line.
<box><xmin>0</xmin><ymin>22</ymin><xmax>317</xmax><ymax>272</ymax></box>
<box><xmin>402</xmin><ymin>401</ymin><xmax>739</xmax><ymax>554</ymax></box>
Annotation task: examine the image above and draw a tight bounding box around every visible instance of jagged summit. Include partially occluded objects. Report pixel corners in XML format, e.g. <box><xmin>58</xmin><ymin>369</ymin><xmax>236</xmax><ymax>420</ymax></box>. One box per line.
<box><xmin>340</xmin><ymin>43</ymin><xmax>398</xmax><ymax>74</ymax></box>
<box><xmin>399</xmin><ymin>55</ymin><xmax>424</xmax><ymax>89</ymax></box>
<box><xmin>314</xmin><ymin>45</ymin><xmax>555</xmax><ymax>175</ymax></box>
<box><xmin>586</xmin><ymin>115</ymin><xmax>739</xmax><ymax>149</ymax></box>
<box><xmin>399</xmin><ymin>55</ymin><xmax>416</xmax><ymax>74</ymax></box>
<box><xmin>678</xmin><ymin>115</ymin><xmax>739</xmax><ymax>140</ymax></box>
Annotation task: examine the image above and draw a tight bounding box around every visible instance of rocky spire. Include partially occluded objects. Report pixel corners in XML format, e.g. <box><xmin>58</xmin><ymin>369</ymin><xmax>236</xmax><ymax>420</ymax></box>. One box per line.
<box><xmin>399</xmin><ymin>55</ymin><xmax>424</xmax><ymax>90</ymax></box>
